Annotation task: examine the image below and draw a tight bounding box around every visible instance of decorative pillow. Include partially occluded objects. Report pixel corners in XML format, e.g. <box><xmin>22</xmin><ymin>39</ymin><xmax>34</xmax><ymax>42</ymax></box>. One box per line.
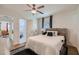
<box><xmin>47</xmin><ymin>32</ymin><xmax>53</xmax><ymax>36</ymax></box>
<box><xmin>41</xmin><ymin>29</ymin><xmax>47</xmax><ymax>35</ymax></box>
<box><xmin>53</xmin><ymin>31</ymin><xmax>58</xmax><ymax>36</ymax></box>
<box><xmin>47</xmin><ymin>31</ymin><xmax>58</xmax><ymax>36</ymax></box>
<box><xmin>42</xmin><ymin>31</ymin><xmax>47</xmax><ymax>35</ymax></box>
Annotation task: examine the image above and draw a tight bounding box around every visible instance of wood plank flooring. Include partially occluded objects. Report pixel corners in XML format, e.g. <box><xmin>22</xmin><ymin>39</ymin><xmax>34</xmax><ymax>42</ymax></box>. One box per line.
<box><xmin>13</xmin><ymin>45</ymin><xmax>79</xmax><ymax>55</ymax></box>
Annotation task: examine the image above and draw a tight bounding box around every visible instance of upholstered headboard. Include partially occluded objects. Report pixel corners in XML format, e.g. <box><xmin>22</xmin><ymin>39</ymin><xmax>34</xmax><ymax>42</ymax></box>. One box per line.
<box><xmin>46</xmin><ymin>28</ymin><xmax>68</xmax><ymax>47</ymax></box>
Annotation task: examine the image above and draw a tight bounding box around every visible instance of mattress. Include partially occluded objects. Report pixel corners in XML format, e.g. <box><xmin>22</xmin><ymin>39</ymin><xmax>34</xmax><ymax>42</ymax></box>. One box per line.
<box><xmin>25</xmin><ymin>35</ymin><xmax>65</xmax><ymax>55</ymax></box>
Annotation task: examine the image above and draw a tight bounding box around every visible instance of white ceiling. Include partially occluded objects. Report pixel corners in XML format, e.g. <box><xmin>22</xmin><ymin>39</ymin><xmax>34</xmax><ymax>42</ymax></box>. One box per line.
<box><xmin>0</xmin><ymin>4</ymin><xmax>78</xmax><ymax>19</ymax></box>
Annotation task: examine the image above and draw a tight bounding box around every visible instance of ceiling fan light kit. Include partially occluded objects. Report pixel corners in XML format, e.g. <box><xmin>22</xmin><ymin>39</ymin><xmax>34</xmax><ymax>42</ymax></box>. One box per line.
<box><xmin>31</xmin><ymin>10</ymin><xmax>36</xmax><ymax>14</ymax></box>
<box><xmin>25</xmin><ymin>4</ymin><xmax>44</xmax><ymax>14</ymax></box>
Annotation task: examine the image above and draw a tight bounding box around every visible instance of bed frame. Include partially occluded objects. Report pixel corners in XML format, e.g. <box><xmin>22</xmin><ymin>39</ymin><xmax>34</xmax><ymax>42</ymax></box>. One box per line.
<box><xmin>46</xmin><ymin>28</ymin><xmax>68</xmax><ymax>55</ymax></box>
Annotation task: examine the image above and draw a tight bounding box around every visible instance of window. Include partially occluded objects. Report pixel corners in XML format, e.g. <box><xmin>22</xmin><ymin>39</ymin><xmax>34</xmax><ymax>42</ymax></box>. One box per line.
<box><xmin>19</xmin><ymin>19</ymin><xmax>26</xmax><ymax>44</ymax></box>
<box><xmin>32</xmin><ymin>19</ymin><xmax>37</xmax><ymax>30</ymax></box>
<box><xmin>44</xmin><ymin>17</ymin><xmax>50</xmax><ymax>29</ymax></box>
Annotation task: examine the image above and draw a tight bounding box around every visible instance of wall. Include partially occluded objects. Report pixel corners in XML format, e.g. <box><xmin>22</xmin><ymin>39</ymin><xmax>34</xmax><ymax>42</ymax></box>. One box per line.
<box><xmin>27</xmin><ymin>19</ymin><xmax>38</xmax><ymax>37</ymax></box>
<box><xmin>38</xmin><ymin>18</ymin><xmax>42</xmax><ymax>34</ymax></box>
<box><xmin>53</xmin><ymin>6</ymin><xmax>79</xmax><ymax>52</ymax></box>
<box><xmin>12</xmin><ymin>17</ymin><xmax>19</xmax><ymax>45</ymax></box>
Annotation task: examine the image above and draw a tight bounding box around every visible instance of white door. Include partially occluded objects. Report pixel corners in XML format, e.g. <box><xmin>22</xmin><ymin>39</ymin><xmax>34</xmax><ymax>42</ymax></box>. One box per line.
<box><xmin>19</xmin><ymin>19</ymin><xmax>26</xmax><ymax>44</ymax></box>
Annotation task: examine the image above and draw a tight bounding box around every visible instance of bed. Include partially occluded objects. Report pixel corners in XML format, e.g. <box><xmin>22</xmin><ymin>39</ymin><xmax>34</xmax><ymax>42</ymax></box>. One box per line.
<box><xmin>25</xmin><ymin>28</ymin><xmax>68</xmax><ymax>55</ymax></box>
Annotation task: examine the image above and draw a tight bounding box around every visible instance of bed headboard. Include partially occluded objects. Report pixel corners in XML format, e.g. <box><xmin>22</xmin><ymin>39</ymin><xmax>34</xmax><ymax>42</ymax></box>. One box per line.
<box><xmin>46</xmin><ymin>28</ymin><xmax>68</xmax><ymax>47</ymax></box>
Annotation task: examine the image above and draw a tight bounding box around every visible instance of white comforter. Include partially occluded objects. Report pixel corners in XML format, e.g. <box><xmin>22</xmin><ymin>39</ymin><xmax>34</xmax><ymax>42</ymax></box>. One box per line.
<box><xmin>25</xmin><ymin>35</ymin><xmax>64</xmax><ymax>55</ymax></box>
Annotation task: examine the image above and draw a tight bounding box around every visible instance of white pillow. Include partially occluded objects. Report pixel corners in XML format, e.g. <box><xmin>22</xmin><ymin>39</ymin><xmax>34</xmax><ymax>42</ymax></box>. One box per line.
<box><xmin>53</xmin><ymin>31</ymin><xmax>58</xmax><ymax>36</ymax></box>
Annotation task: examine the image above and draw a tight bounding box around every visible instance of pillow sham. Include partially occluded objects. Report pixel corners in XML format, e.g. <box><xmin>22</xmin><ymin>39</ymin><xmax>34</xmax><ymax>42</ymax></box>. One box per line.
<box><xmin>42</xmin><ymin>31</ymin><xmax>47</xmax><ymax>35</ymax></box>
<box><xmin>47</xmin><ymin>31</ymin><xmax>58</xmax><ymax>36</ymax></box>
<box><xmin>47</xmin><ymin>32</ymin><xmax>53</xmax><ymax>36</ymax></box>
<box><xmin>53</xmin><ymin>31</ymin><xmax>58</xmax><ymax>36</ymax></box>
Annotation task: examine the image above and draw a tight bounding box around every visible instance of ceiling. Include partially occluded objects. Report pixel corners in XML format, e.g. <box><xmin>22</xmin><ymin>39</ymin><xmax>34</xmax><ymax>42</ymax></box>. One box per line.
<box><xmin>0</xmin><ymin>4</ymin><xmax>78</xmax><ymax>20</ymax></box>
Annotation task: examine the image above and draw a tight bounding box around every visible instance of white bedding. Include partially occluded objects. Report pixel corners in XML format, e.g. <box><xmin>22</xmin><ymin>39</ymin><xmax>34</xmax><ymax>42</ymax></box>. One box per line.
<box><xmin>25</xmin><ymin>35</ymin><xmax>64</xmax><ymax>55</ymax></box>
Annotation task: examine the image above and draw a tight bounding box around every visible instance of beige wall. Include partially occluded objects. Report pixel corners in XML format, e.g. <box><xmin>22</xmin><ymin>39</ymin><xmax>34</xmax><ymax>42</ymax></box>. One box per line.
<box><xmin>27</xmin><ymin>19</ymin><xmax>39</xmax><ymax>37</ymax></box>
<box><xmin>53</xmin><ymin>6</ymin><xmax>79</xmax><ymax>52</ymax></box>
<box><xmin>13</xmin><ymin>17</ymin><xmax>19</xmax><ymax>45</ymax></box>
<box><xmin>27</xmin><ymin>20</ymin><xmax>32</xmax><ymax>37</ymax></box>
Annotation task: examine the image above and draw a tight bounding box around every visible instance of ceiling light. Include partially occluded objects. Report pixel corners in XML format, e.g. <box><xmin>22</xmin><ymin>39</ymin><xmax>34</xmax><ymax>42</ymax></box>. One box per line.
<box><xmin>31</xmin><ymin>10</ymin><xmax>36</xmax><ymax>14</ymax></box>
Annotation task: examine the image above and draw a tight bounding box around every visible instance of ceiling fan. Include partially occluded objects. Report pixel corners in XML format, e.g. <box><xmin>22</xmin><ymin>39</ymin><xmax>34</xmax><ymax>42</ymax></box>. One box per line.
<box><xmin>25</xmin><ymin>4</ymin><xmax>44</xmax><ymax>14</ymax></box>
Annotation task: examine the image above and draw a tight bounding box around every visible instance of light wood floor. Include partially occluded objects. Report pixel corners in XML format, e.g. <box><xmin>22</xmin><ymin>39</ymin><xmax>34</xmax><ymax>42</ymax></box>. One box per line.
<box><xmin>68</xmin><ymin>45</ymin><xmax>78</xmax><ymax>55</ymax></box>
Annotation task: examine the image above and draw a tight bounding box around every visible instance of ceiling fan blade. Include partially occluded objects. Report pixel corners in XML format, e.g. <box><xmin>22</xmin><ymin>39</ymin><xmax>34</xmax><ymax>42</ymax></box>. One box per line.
<box><xmin>37</xmin><ymin>5</ymin><xmax>44</xmax><ymax>9</ymax></box>
<box><xmin>27</xmin><ymin>4</ymin><xmax>32</xmax><ymax>8</ymax></box>
<box><xmin>37</xmin><ymin>10</ymin><xmax>44</xmax><ymax>14</ymax></box>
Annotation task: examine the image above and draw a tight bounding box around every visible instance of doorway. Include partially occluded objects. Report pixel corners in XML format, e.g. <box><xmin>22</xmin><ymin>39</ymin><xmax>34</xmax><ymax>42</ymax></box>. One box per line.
<box><xmin>19</xmin><ymin>19</ymin><xmax>26</xmax><ymax>44</ymax></box>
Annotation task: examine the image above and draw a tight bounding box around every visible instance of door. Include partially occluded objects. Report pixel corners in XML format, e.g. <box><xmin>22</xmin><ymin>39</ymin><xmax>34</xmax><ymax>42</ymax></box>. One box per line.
<box><xmin>19</xmin><ymin>19</ymin><xmax>26</xmax><ymax>44</ymax></box>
